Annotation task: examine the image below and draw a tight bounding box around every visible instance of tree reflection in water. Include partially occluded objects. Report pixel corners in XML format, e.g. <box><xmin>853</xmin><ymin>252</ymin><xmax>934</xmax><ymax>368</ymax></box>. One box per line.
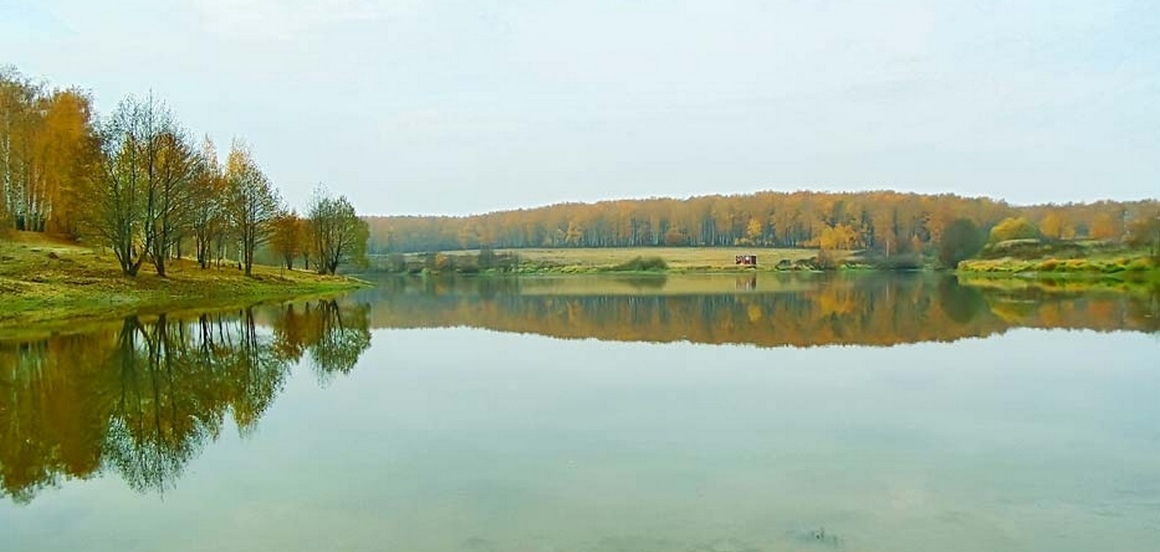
<box><xmin>0</xmin><ymin>299</ymin><xmax>371</xmax><ymax>503</ymax></box>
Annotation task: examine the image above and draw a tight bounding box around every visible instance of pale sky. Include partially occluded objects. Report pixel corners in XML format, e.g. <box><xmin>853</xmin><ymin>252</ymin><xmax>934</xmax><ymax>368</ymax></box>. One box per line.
<box><xmin>2</xmin><ymin>0</ymin><xmax>1157</xmax><ymax>215</ymax></box>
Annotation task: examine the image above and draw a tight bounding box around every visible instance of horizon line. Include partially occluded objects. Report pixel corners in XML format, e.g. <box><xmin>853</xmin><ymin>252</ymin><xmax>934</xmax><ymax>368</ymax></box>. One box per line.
<box><xmin>356</xmin><ymin>187</ymin><xmax>1160</xmax><ymax>219</ymax></box>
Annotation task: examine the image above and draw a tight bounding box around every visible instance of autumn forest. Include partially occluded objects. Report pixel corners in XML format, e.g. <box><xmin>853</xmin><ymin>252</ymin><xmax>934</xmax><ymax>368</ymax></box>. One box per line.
<box><xmin>367</xmin><ymin>192</ymin><xmax>1160</xmax><ymax>262</ymax></box>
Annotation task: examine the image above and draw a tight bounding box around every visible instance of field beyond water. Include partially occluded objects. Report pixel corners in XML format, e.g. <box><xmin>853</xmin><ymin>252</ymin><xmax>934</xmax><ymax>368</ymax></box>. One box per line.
<box><xmin>0</xmin><ymin>232</ymin><xmax>365</xmax><ymax>337</ymax></box>
<box><xmin>503</xmin><ymin>247</ymin><xmax>830</xmax><ymax>271</ymax></box>
<box><xmin>379</xmin><ymin>242</ymin><xmax>1160</xmax><ymax>283</ymax></box>
<box><xmin>380</xmin><ymin>246</ymin><xmax>851</xmax><ymax>274</ymax></box>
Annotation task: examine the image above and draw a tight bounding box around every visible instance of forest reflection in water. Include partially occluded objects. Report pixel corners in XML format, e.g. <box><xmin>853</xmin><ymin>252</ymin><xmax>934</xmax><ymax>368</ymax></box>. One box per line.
<box><xmin>0</xmin><ymin>299</ymin><xmax>371</xmax><ymax>504</ymax></box>
<box><xmin>355</xmin><ymin>273</ymin><xmax>1160</xmax><ymax>348</ymax></box>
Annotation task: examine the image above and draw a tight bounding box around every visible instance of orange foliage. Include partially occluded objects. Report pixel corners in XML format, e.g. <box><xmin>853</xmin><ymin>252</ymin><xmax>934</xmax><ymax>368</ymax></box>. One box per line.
<box><xmin>368</xmin><ymin>192</ymin><xmax>1159</xmax><ymax>255</ymax></box>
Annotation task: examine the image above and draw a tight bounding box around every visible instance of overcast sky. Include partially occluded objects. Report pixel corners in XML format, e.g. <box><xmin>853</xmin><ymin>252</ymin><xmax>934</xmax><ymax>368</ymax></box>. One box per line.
<box><xmin>3</xmin><ymin>0</ymin><xmax>1157</xmax><ymax>215</ymax></box>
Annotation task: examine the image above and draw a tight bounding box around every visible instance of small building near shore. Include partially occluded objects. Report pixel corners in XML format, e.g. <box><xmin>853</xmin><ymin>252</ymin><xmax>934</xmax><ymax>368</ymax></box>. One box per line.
<box><xmin>735</xmin><ymin>254</ymin><xmax>758</xmax><ymax>267</ymax></box>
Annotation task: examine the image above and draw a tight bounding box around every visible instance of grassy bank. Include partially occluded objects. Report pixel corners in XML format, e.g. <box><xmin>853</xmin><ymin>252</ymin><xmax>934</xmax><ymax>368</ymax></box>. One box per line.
<box><xmin>500</xmin><ymin>247</ymin><xmax>828</xmax><ymax>272</ymax></box>
<box><xmin>957</xmin><ymin>245</ymin><xmax>1159</xmax><ymax>283</ymax></box>
<box><xmin>372</xmin><ymin>243</ymin><xmax>1160</xmax><ymax>281</ymax></box>
<box><xmin>0</xmin><ymin>232</ymin><xmax>367</xmax><ymax>335</ymax></box>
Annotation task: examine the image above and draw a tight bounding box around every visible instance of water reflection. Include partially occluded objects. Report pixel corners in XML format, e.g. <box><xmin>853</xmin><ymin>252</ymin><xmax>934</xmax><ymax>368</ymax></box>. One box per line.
<box><xmin>2</xmin><ymin>274</ymin><xmax>1157</xmax><ymax>508</ymax></box>
<box><xmin>356</xmin><ymin>273</ymin><xmax>1159</xmax><ymax>347</ymax></box>
<box><xmin>0</xmin><ymin>299</ymin><xmax>370</xmax><ymax>503</ymax></box>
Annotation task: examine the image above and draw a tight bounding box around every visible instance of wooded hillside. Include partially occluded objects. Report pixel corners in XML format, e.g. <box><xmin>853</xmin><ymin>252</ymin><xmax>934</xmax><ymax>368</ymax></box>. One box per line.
<box><xmin>366</xmin><ymin>192</ymin><xmax>1160</xmax><ymax>255</ymax></box>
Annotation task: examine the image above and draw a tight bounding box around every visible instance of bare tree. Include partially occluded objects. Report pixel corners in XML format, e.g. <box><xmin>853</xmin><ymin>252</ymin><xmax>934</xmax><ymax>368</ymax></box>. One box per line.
<box><xmin>225</xmin><ymin>141</ymin><xmax>279</xmax><ymax>276</ymax></box>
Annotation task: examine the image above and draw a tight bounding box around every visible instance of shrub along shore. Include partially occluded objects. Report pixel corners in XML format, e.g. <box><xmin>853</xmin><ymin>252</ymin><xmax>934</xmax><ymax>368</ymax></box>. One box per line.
<box><xmin>0</xmin><ymin>233</ymin><xmax>367</xmax><ymax>337</ymax></box>
<box><xmin>955</xmin><ymin>237</ymin><xmax>1159</xmax><ymax>285</ymax></box>
<box><xmin>366</xmin><ymin>243</ymin><xmax>1159</xmax><ymax>279</ymax></box>
<box><xmin>368</xmin><ymin>247</ymin><xmax>852</xmax><ymax>275</ymax></box>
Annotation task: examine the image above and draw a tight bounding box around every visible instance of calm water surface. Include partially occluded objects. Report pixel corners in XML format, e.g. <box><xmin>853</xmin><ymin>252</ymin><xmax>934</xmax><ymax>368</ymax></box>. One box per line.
<box><xmin>2</xmin><ymin>274</ymin><xmax>1158</xmax><ymax>551</ymax></box>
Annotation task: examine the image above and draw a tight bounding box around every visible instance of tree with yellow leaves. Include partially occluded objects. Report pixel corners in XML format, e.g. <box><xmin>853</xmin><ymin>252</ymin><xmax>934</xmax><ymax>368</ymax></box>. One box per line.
<box><xmin>92</xmin><ymin>93</ymin><xmax>184</xmax><ymax>276</ymax></box>
<box><xmin>988</xmin><ymin>217</ymin><xmax>1040</xmax><ymax>243</ymax></box>
<box><xmin>225</xmin><ymin>140</ymin><xmax>280</xmax><ymax>276</ymax></box>
<box><xmin>270</xmin><ymin>208</ymin><xmax>306</xmax><ymax>270</ymax></box>
<box><xmin>1039</xmin><ymin>210</ymin><xmax>1072</xmax><ymax>241</ymax></box>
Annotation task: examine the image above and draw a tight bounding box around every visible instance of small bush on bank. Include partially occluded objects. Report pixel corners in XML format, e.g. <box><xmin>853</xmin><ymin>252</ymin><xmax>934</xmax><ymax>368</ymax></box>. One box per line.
<box><xmin>1126</xmin><ymin>257</ymin><xmax>1154</xmax><ymax>272</ymax></box>
<box><xmin>1101</xmin><ymin>261</ymin><xmax>1126</xmax><ymax>274</ymax></box>
<box><xmin>610</xmin><ymin>256</ymin><xmax>668</xmax><ymax>271</ymax></box>
<box><xmin>878</xmin><ymin>253</ymin><xmax>924</xmax><ymax>270</ymax></box>
<box><xmin>816</xmin><ymin>250</ymin><xmax>841</xmax><ymax>270</ymax></box>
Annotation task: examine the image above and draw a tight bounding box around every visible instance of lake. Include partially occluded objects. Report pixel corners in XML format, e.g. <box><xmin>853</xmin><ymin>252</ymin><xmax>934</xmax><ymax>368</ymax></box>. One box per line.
<box><xmin>2</xmin><ymin>273</ymin><xmax>1158</xmax><ymax>552</ymax></box>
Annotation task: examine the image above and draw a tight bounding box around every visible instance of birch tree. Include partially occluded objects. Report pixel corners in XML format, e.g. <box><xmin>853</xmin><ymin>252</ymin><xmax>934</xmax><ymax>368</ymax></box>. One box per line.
<box><xmin>225</xmin><ymin>141</ymin><xmax>279</xmax><ymax>276</ymax></box>
<box><xmin>146</xmin><ymin>130</ymin><xmax>199</xmax><ymax>276</ymax></box>
<box><xmin>190</xmin><ymin>137</ymin><xmax>226</xmax><ymax>268</ymax></box>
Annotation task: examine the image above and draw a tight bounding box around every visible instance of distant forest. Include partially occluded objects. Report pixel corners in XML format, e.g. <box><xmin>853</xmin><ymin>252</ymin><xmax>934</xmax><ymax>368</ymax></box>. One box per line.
<box><xmin>366</xmin><ymin>191</ymin><xmax>1160</xmax><ymax>254</ymax></box>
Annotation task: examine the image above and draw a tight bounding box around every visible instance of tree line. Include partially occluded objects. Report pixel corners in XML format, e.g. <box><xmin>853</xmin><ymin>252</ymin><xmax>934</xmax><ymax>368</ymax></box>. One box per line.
<box><xmin>1</xmin><ymin>67</ymin><xmax>367</xmax><ymax>276</ymax></box>
<box><xmin>366</xmin><ymin>190</ymin><xmax>1160</xmax><ymax>262</ymax></box>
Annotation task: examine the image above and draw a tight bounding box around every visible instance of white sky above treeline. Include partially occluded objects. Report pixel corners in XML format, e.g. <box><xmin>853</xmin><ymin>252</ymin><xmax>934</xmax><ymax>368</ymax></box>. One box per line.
<box><xmin>3</xmin><ymin>0</ymin><xmax>1157</xmax><ymax>215</ymax></box>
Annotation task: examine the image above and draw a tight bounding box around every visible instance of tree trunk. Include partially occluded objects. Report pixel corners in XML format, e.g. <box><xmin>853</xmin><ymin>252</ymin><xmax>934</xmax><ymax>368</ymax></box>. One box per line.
<box><xmin>244</xmin><ymin>234</ymin><xmax>254</xmax><ymax>276</ymax></box>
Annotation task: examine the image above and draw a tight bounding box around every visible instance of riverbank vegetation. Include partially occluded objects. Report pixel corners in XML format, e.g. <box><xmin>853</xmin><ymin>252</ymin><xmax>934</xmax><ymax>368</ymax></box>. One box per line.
<box><xmin>959</xmin><ymin>248</ymin><xmax>1158</xmax><ymax>281</ymax></box>
<box><xmin>367</xmin><ymin>240</ymin><xmax>1160</xmax><ymax>279</ymax></box>
<box><xmin>0</xmin><ymin>232</ymin><xmax>363</xmax><ymax>335</ymax></box>
<box><xmin>0</xmin><ymin>67</ymin><xmax>370</xmax><ymax>327</ymax></box>
<box><xmin>955</xmin><ymin>214</ymin><xmax>1160</xmax><ymax>281</ymax></box>
<box><xmin>369</xmin><ymin>246</ymin><xmax>852</xmax><ymax>275</ymax></box>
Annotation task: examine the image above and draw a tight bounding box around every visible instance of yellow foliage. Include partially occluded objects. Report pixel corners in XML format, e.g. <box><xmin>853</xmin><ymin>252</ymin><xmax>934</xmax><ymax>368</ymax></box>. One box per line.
<box><xmin>818</xmin><ymin>223</ymin><xmax>859</xmax><ymax>251</ymax></box>
<box><xmin>989</xmin><ymin>217</ymin><xmax>1039</xmax><ymax>242</ymax></box>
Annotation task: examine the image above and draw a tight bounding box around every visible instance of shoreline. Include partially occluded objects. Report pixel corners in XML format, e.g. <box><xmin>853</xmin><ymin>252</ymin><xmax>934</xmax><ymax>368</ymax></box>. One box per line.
<box><xmin>366</xmin><ymin>263</ymin><xmax>1160</xmax><ymax>286</ymax></box>
<box><xmin>368</xmin><ymin>245</ymin><xmax>1159</xmax><ymax>280</ymax></box>
<box><xmin>4</xmin><ymin>236</ymin><xmax>1155</xmax><ymax>338</ymax></box>
<box><xmin>0</xmin><ymin>276</ymin><xmax>368</xmax><ymax>340</ymax></box>
<box><xmin>0</xmin><ymin>235</ymin><xmax>369</xmax><ymax>339</ymax></box>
